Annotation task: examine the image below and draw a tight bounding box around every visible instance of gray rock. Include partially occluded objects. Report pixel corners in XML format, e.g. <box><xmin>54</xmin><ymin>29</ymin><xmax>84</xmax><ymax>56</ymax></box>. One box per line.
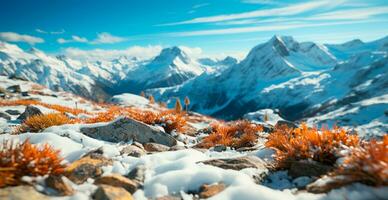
<box><xmin>0</xmin><ymin>111</ymin><xmax>11</xmax><ymax>120</ymax></box>
<box><xmin>5</xmin><ymin>109</ymin><xmax>21</xmax><ymax>115</ymax></box>
<box><xmin>6</xmin><ymin>85</ymin><xmax>21</xmax><ymax>93</ymax></box>
<box><xmin>126</xmin><ymin>165</ymin><xmax>146</xmax><ymax>186</ymax></box>
<box><xmin>80</xmin><ymin>117</ymin><xmax>177</xmax><ymax>146</ymax></box>
<box><xmin>0</xmin><ymin>185</ymin><xmax>50</xmax><ymax>200</ymax></box>
<box><xmin>212</xmin><ymin>145</ymin><xmax>227</xmax><ymax>152</ymax></box>
<box><xmin>200</xmin><ymin>156</ymin><xmax>268</xmax><ymax>171</ymax></box>
<box><xmin>144</xmin><ymin>142</ymin><xmax>170</xmax><ymax>152</ymax></box>
<box><xmin>169</xmin><ymin>145</ymin><xmax>188</xmax><ymax>151</ymax></box>
<box><xmin>275</xmin><ymin>120</ymin><xmax>298</xmax><ymax>129</ymax></box>
<box><xmin>288</xmin><ymin>160</ymin><xmax>334</xmax><ymax>178</ymax></box>
<box><xmin>17</xmin><ymin>105</ymin><xmax>43</xmax><ymax>121</ymax></box>
<box><xmin>120</xmin><ymin>145</ymin><xmax>146</xmax><ymax>157</ymax></box>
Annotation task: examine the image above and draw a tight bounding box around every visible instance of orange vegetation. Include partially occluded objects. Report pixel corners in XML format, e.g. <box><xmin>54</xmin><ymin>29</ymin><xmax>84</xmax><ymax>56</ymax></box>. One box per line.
<box><xmin>0</xmin><ymin>99</ymin><xmax>88</xmax><ymax>115</ymax></box>
<box><xmin>199</xmin><ymin>120</ymin><xmax>263</xmax><ymax>149</ymax></box>
<box><xmin>333</xmin><ymin>135</ymin><xmax>388</xmax><ymax>186</ymax></box>
<box><xmin>265</xmin><ymin>123</ymin><xmax>359</xmax><ymax>167</ymax></box>
<box><xmin>0</xmin><ymin>140</ymin><xmax>65</xmax><ymax>188</ymax></box>
<box><xmin>19</xmin><ymin>113</ymin><xmax>71</xmax><ymax>133</ymax></box>
<box><xmin>76</xmin><ymin>106</ymin><xmax>187</xmax><ymax>133</ymax></box>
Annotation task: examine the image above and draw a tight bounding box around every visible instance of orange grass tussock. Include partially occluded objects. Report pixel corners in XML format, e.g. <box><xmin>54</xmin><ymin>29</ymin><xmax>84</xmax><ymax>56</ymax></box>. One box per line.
<box><xmin>0</xmin><ymin>99</ymin><xmax>89</xmax><ymax>115</ymax></box>
<box><xmin>19</xmin><ymin>113</ymin><xmax>71</xmax><ymax>133</ymax></box>
<box><xmin>199</xmin><ymin>120</ymin><xmax>263</xmax><ymax>149</ymax></box>
<box><xmin>333</xmin><ymin>135</ymin><xmax>388</xmax><ymax>186</ymax></box>
<box><xmin>0</xmin><ymin>139</ymin><xmax>66</xmax><ymax>188</ymax></box>
<box><xmin>265</xmin><ymin>123</ymin><xmax>360</xmax><ymax>167</ymax></box>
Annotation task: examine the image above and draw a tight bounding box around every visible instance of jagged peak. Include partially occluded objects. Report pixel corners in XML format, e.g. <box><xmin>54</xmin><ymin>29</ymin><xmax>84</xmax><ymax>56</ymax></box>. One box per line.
<box><xmin>153</xmin><ymin>46</ymin><xmax>190</xmax><ymax>64</ymax></box>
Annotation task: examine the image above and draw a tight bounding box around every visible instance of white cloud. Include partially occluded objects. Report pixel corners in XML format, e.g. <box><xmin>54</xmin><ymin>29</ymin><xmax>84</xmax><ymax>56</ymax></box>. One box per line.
<box><xmin>160</xmin><ymin>0</ymin><xmax>340</xmax><ymax>25</ymax></box>
<box><xmin>63</xmin><ymin>45</ymin><xmax>162</xmax><ymax>61</ymax></box>
<box><xmin>241</xmin><ymin>0</ymin><xmax>281</xmax><ymax>5</ymax></box>
<box><xmin>90</xmin><ymin>32</ymin><xmax>126</xmax><ymax>44</ymax></box>
<box><xmin>57</xmin><ymin>35</ymin><xmax>88</xmax><ymax>44</ymax></box>
<box><xmin>36</xmin><ymin>28</ymin><xmax>65</xmax><ymax>34</ymax></box>
<box><xmin>309</xmin><ymin>6</ymin><xmax>388</xmax><ymax>20</ymax></box>
<box><xmin>0</xmin><ymin>32</ymin><xmax>44</xmax><ymax>45</ymax></box>
<box><xmin>170</xmin><ymin>20</ymin><xmax>377</xmax><ymax>36</ymax></box>
<box><xmin>192</xmin><ymin>3</ymin><xmax>209</xmax><ymax>9</ymax></box>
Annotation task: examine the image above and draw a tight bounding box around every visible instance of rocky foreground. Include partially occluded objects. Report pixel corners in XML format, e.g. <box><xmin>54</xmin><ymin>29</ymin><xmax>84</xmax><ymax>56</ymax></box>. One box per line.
<box><xmin>0</xmin><ymin>76</ymin><xmax>387</xmax><ymax>200</ymax></box>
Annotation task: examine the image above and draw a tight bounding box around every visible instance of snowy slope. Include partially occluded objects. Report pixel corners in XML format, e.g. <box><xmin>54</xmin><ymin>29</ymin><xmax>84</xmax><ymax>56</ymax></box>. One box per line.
<box><xmin>115</xmin><ymin>46</ymin><xmax>205</xmax><ymax>94</ymax></box>
<box><xmin>0</xmin><ymin>42</ymin><xmax>108</xmax><ymax>101</ymax></box>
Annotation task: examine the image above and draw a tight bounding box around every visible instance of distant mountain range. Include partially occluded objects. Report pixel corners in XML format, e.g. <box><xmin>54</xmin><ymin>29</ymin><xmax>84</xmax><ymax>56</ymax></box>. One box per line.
<box><xmin>1</xmin><ymin>35</ymin><xmax>387</xmax><ymax>134</ymax></box>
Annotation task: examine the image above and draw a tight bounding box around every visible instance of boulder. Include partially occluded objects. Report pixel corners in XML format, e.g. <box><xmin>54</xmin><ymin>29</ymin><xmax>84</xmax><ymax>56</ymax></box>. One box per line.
<box><xmin>199</xmin><ymin>183</ymin><xmax>226</xmax><ymax>199</ymax></box>
<box><xmin>17</xmin><ymin>105</ymin><xmax>43</xmax><ymax>121</ymax></box>
<box><xmin>65</xmin><ymin>155</ymin><xmax>113</xmax><ymax>184</ymax></box>
<box><xmin>45</xmin><ymin>175</ymin><xmax>74</xmax><ymax>196</ymax></box>
<box><xmin>80</xmin><ymin>117</ymin><xmax>177</xmax><ymax>146</ymax></box>
<box><xmin>288</xmin><ymin>160</ymin><xmax>334</xmax><ymax>178</ymax></box>
<box><xmin>200</xmin><ymin>156</ymin><xmax>268</xmax><ymax>171</ymax></box>
<box><xmin>93</xmin><ymin>184</ymin><xmax>133</xmax><ymax>200</ymax></box>
<box><xmin>0</xmin><ymin>111</ymin><xmax>11</xmax><ymax>120</ymax></box>
<box><xmin>0</xmin><ymin>185</ymin><xmax>50</xmax><ymax>200</ymax></box>
<box><xmin>120</xmin><ymin>145</ymin><xmax>146</xmax><ymax>157</ymax></box>
<box><xmin>143</xmin><ymin>142</ymin><xmax>169</xmax><ymax>152</ymax></box>
<box><xmin>5</xmin><ymin>109</ymin><xmax>21</xmax><ymax>115</ymax></box>
<box><xmin>6</xmin><ymin>85</ymin><xmax>21</xmax><ymax>93</ymax></box>
<box><xmin>156</xmin><ymin>196</ymin><xmax>182</xmax><ymax>200</ymax></box>
<box><xmin>94</xmin><ymin>174</ymin><xmax>139</xmax><ymax>194</ymax></box>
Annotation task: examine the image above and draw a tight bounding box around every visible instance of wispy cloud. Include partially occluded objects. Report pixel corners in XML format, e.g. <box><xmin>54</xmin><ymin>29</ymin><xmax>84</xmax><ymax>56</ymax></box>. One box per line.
<box><xmin>309</xmin><ymin>6</ymin><xmax>388</xmax><ymax>20</ymax></box>
<box><xmin>192</xmin><ymin>3</ymin><xmax>210</xmax><ymax>9</ymax></box>
<box><xmin>90</xmin><ymin>32</ymin><xmax>126</xmax><ymax>44</ymax></box>
<box><xmin>0</xmin><ymin>32</ymin><xmax>44</xmax><ymax>45</ymax></box>
<box><xmin>57</xmin><ymin>35</ymin><xmax>88</xmax><ymax>44</ymax></box>
<box><xmin>160</xmin><ymin>0</ymin><xmax>340</xmax><ymax>26</ymax></box>
<box><xmin>169</xmin><ymin>20</ymin><xmax>379</xmax><ymax>36</ymax></box>
<box><xmin>36</xmin><ymin>28</ymin><xmax>65</xmax><ymax>34</ymax></box>
<box><xmin>63</xmin><ymin>45</ymin><xmax>162</xmax><ymax>61</ymax></box>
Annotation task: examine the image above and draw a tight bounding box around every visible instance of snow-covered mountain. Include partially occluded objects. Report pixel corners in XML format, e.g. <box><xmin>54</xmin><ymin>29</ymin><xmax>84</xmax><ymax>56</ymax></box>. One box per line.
<box><xmin>114</xmin><ymin>46</ymin><xmax>205</xmax><ymax>94</ymax></box>
<box><xmin>148</xmin><ymin>35</ymin><xmax>388</xmax><ymax>134</ymax></box>
<box><xmin>0</xmin><ymin>42</ymin><xmax>109</xmax><ymax>101</ymax></box>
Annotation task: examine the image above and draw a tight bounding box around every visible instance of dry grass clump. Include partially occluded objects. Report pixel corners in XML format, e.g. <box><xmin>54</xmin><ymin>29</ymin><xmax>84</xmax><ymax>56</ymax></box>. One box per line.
<box><xmin>332</xmin><ymin>135</ymin><xmax>387</xmax><ymax>186</ymax></box>
<box><xmin>199</xmin><ymin>120</ymin><xmax>263</xmax><ymax>149</ymax></box>
<box><xmin>265</xmin><ymin>123</ymin><xmax>359</xmax><ymax>168</ymax></box>
<box><xmin>0</xmin><ymin>99</ymin><xmax>88</xmax><ymax>115</ymax></box>
<box><xmin>0</xmin><ymin>139</ymin><xmax>65</xmax><ymax>188</ymax></box>
<box><xmin>18</xmin><ymin>113</ymin><xmax>71</xmax><ymax>133</ymax></box>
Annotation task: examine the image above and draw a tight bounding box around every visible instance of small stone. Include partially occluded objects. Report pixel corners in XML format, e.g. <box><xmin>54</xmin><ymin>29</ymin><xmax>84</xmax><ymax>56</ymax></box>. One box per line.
<box><xmin>65</xmin><ymin>155</ymin><xmax>113</xmax><ymax>184</ymax></box>
<box><xmin>17</xmin><ymin>105</ymin><xmax>43</xmax><ymax>121</ymax></box>
<box><xmin>45</xmin><ymin>175</ymin><xmax>74</xmax><ymax>196</ymax></box>
<box><xmin>200</xmin><ymin>156</ymin><xmax>268</xmax><ymax>171</ymax></box>
<box><xmin>306</xmin><ymin>175</ymin><xmax>361</xmax><ymax>193</ymax></box>
<box><xmin>144</xmin><ymin>142</ymin><xmax>169</xmax><ymax>152</ymax></box>
<box><xmin>169</xmin><ymin>145</ymin><xmax>188</xmax><ymax>151</ymax></box>
<box><xmin>93</xmin><ymin>184</ymin><xmax>133</xmax><ymax>200</ymax></box>
<box><xmin>212</xmin><ymin>145</ymin><xmax>227</xmax><ymax>152</ymax></box>
<box><xmin>126</xmin><ymin>165</ymin><xmax>146</xmax><ymax>185</ymax></box>
<box><xmin>94</xmin><ymin>174</ymin><xmax>139</xmax><ymax>194</ymax></box>
<box><xmin>5</xmin><ymin>109</ymin><xmax>21</xmax><ymax>115</ymax></box>
<box><xmin>275</xmin><ymin>120</ymin><xmax>298</xmax><ymax>129</ymax></box>
<box><xmin>156</xmin><ymin>195</ymin><xmax>182</xmax><ymax>200</ymax></box>
<box><xmin>6</xmin><ymin>85</ymin><xmax>21</xmax><ymax>93</ymax></box>
<box><xmin>0</xmin><ymin>185</ymin><xmax>50</xmax><ymax>200</ymax></box>
<box><xmin>120</xmin><ymin>145</ymin><xmax>146</xmax><ymax>157</ymax></box>
<box><xmin>288</xmin><ymin>160</ymin><xmax>334</xmax><ymax>178</ymax></box>
<box><xmin>0</xmin><ymin>111</ymin><xmax>11</xmax><ymax>120</ymax></box>
<box><xmin>199</xmin><ymin>183</ymin><xmax>226</xmax><ymax>199</ymax></box>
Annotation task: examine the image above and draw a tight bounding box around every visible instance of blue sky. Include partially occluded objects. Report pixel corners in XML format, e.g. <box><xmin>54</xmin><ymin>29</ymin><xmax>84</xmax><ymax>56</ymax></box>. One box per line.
<box><xmin>0</xmin><ymin>0</ymin><xmax>387</xmax><ymax>59</ymax></box>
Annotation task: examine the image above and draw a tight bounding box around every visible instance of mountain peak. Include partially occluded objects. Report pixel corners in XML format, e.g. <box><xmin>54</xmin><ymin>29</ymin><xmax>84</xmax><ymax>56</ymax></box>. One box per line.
<box><xmin>153</xmin><ymin>46</ymin><xmax>190</xmax><ymax>64</ymax></box>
